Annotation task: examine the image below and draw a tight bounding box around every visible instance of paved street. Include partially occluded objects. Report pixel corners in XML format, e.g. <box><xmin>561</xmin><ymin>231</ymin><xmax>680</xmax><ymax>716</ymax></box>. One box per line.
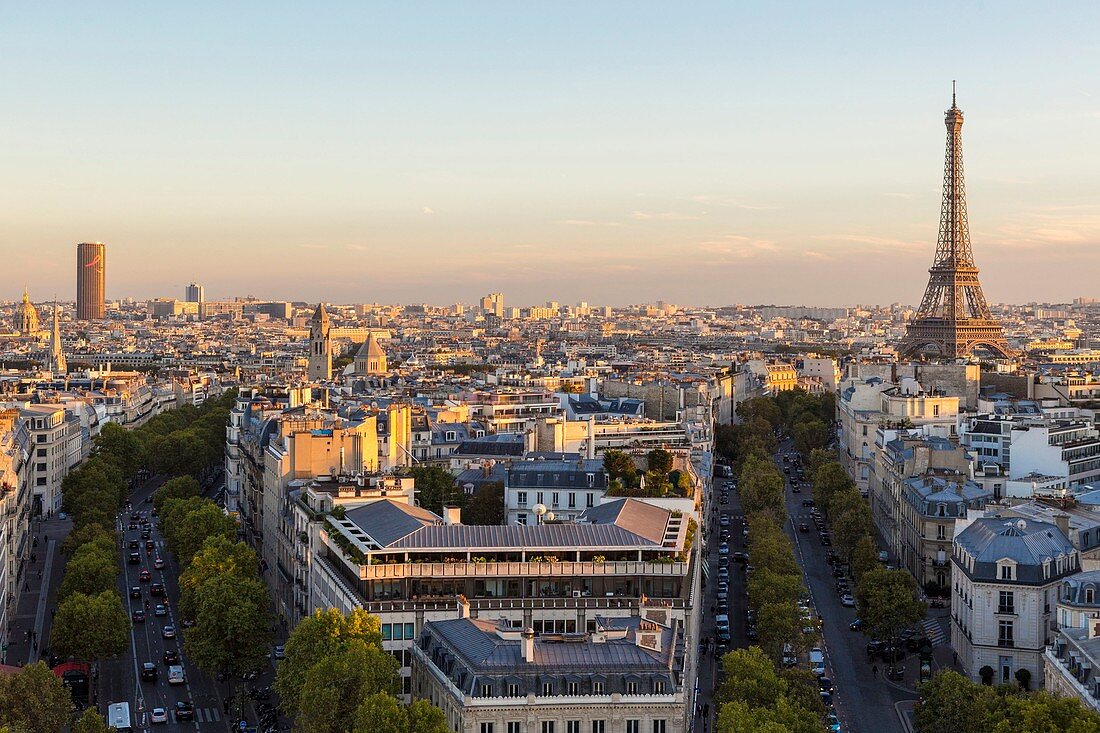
<box><xmin>99</xmin><ymin>476</ymin><xmax>231</xmax><ymax>731</ymax></box>
<box><xmin>773</xmin><ymin>441</ymin><xmax>918</xmax><ymax>733</ymax></box>
<box><xmin>693</xmin><ymin>472</ymin><xmax>751</xmax><ymax>732</ymax></box>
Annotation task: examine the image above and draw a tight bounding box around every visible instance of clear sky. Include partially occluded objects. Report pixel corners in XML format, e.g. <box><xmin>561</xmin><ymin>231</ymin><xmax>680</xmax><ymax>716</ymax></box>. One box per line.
<box><xmin>3</xmin><ymin>2</ymin><xmax>1099</xmax><ymax>306</ymax></box>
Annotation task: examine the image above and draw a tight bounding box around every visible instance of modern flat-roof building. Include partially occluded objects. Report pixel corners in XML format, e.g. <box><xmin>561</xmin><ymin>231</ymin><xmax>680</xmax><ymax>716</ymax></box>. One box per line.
<box><xmin>301</xmin><ymin>496</ymin><xmax>694</xmax><ymax>697</ymax></box>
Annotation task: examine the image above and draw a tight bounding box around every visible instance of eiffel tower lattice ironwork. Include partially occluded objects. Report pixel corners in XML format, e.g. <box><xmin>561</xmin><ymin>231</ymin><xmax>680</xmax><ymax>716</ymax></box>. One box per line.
<box><xmin>899</xmin><ymin>89</ymin><xmax>1014</xmax><ymax>360</ymax></box>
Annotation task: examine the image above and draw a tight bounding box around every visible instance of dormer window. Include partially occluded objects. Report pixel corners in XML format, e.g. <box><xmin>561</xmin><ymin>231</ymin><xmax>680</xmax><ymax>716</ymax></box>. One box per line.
<box><xmin>1000</xmin><ymin>564</ymin><xmax>1013</xmax><ymax>581</ymax></box>
<box><xmin>446</xmin><ymin>431</ymin><xmax>456</xmax><ymax>442</ymax></box>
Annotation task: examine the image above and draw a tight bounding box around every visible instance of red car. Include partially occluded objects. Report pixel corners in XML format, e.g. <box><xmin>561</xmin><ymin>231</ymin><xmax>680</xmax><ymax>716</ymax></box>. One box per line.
<box><xmin>139</xmin><ymin>569</ymin><xmax>151</xmax><ymax>582</ymax></box>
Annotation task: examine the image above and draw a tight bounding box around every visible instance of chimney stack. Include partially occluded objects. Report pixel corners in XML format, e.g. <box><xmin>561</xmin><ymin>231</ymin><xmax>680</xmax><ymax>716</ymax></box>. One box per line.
<box><xmin>1054</xmin><ymin>512</ymin><xmax>1071</xmax><ymax>539</ymax></box>
<box><xmin>522</xmin><ymin>628</ymin><xmax>535</xmax><ymax>663</ymax></box>
<box><xmin>444</xmin><ymin>506</ymin><xmax>462</xmax><ymax>526</ymax></box>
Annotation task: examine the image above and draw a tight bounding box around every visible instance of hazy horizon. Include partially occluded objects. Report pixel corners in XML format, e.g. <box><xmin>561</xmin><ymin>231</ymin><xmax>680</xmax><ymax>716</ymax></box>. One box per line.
<box><xmin>3</xmin><ymin>3</ymin><xmax>1099</xmax><ymax>306</ymax></box>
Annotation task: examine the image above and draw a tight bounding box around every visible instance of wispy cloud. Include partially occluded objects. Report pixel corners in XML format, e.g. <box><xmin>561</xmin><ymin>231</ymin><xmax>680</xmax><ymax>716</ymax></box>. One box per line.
<box><xmin>631</xmin><ymin>210</ymin><xmax>701</xmax><ymax>221</ymax></box>
<box><xmin>689</xmin><ymin>195</ymin><xmax>779</xmax><ymax>211</ymax></box>
<box><xmin>811</xmin><ymin>234</ymin><xmax>927</xmax><ymax>254</ymax></box>
<box><xmin>985</xmin><ymin>205</ymin><xmax>1100</xmax><ymax>250</ymax></box>
<box><xmin>301</xmin><ymin>243</ymin><xmax>328</xmax><ymax>250</ymax></box>
<box><xmin>697</xmin><ymin>234</ymin><xmax>779</xmax><ymax>259</ymax></box>
<box><xmin>562</xmin><ymin>219</ymin><xmax>623</xmax><ymax>227</ymax></box>
<box><xmin>422</xmin><ymin>206</ymin><xmax>435</xmax><ymax>215</ymax></box>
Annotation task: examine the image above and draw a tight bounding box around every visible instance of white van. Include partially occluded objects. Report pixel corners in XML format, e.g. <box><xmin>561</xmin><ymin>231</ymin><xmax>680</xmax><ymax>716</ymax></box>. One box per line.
<box><xmin>107</xmin><ymin>702</ymin><xmax>132</xmax><ymax>731</ymax></box>
<box><xmin>809</xmin><ymin>647</ymin><xmax>826</xmax><ymax>676</ymax></box>
<box><xmin>168</xmin><ymin>665</ymin><xmax>185</xmax><ymax>685</ymax></box>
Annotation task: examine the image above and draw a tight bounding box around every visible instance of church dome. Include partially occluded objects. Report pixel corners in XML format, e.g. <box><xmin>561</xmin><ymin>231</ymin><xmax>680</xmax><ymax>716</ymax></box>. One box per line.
<box><xmin>15</xmin><ymin>290</ymin><xmax>39</xmax><ymax>335</ymax></box>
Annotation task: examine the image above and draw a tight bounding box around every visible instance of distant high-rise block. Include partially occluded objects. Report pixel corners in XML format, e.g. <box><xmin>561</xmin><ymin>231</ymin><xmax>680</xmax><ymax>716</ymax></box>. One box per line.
<box><xmin>185</xmin><ymin>282</ymin><xmax>205</xmax><ymax>303</ymax></box>
<box><xmin>75</xmin><ymin>242</ymin><xmax>106</xmax><ymax>320</ymax></box>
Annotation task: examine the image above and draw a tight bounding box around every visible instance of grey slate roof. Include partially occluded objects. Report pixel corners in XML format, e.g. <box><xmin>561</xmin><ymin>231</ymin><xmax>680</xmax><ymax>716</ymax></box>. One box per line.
<box><xmin>955</xmin><ymin>517</ymin><xmax>1079</xmax><ymax>584</ymax></box>
<box><xmin>343</xmin><ymin>500</ymin><xmax>439</xmax><ymax>547</ymax></box>
<box><xmin>418</xmin><ymin>616</ymin><xmax>679</xmax><ymax>698</ymax></box>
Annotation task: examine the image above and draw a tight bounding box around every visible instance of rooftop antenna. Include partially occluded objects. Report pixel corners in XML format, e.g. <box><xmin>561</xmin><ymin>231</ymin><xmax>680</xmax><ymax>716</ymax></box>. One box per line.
<box><xmin>952</xmin><ymin>80</ymin><xmax>957</xmax><ymax>107</ymax></box>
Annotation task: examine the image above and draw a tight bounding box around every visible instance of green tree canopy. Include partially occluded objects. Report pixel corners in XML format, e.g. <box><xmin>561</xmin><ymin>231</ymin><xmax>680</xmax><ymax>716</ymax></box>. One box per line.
<box><xmin>0</xmin><ymin>662</ymin><xmax>74</xmax><ymax>733</ymax></box>
<box><xmin>275</xmin><ymin>608</ymin><xmax>385</xmax><ymax>715</ymax></box>
<box><xmin>71</xmin><ymin>708</ymin><xmax>112</xmax><ymax>733</ymax></box>
<box><xmin>179</xmin><ymin>535</ymin><xmax>259</xmax><ymax>619</ymax></box>
<box><xmin>59</xmin><ymin>543</ymin><xmax>119</xmax><ymax>600</ymax></box>
<box><xmin>646</xmin><ymin>448</ymin><xmax>675</xmax><ymax>475</ymax></box>
<box><xmin>811</xmin><ymin>461</ymin><xmax>854</xmax><ymax>519</ymax></box>
<box><xmin>850</xmin><ymin>535</ymin><xmax>880</xmax><ymax>582</ymax></box>
<box><xmin>153</xmin><ymin>475</ymin><xmax>201</xmax><ymax>514</ymax></box>
<box><xmin>408</xmin><ymin>465</ymin><xmax>462</xmax><ymax>516</ymax></box>
<box><xmin>462</xmin><ymin>482</ymin><xmax>504</xmax><ymax>525</ymax></box>
<box><xmin>93</xmin><ymin>422</ymin><xmax>145</xmax><ymax>477</ymax></box>
<box><xmin>855</xmin><ymin>568</ymin><xmax>926</xmax><ymax>643</ymax></box>
<box><xmin>602</xmin><ymin>449</ymin><xmax>637</xmax><ymax>483</ymax></box>
<box><xmin>51</xmin><ymin>591</ymin><xmax>130</xmax><ymax>661</ymax></box>
<box><xmin>792</xmin><ymin>418</ymin><xmax>829</xmax><ymax>456</ymax></box>
<box><xmin>184</xmin><ymin>574</ymin><xmax>271</xmax><ymax>677</ymax></box>
<box><xmin>163</xmin><ymin>498</ymin><xmax>237</xmax><ymax>566</ymax></box>
<box><xmin>294</xmin><ymin>640</ymin><xmax>400</xmax><ymax>733</ymax></box>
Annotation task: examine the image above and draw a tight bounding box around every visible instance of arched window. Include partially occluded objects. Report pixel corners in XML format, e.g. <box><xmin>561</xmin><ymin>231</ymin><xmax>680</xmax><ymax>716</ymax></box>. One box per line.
<box><xmin>1086</xmin><ymin>586</ymin><xmax>1095</xmax><ymax>604</ymax></box>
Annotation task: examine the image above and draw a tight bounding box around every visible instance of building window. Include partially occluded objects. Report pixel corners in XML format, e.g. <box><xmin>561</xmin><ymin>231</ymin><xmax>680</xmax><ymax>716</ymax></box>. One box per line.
<box><xmin>626</xmin><ymin>681</ymin><xmax>638</xmax><ymax>694</ymax></box>
<box><xmin>567</xmin><ymin>723</ymin><xmax>581</xmax><ymax>733</ymax></box>
<box><xmin>481</xmin><ymin>725</ymin><xmax>494</xmax><ymax>733</ymax></box>
<box><xmin>568</xmin><ymin>493</ymin><xmax>576</xmax><ymax>508</ymax></box>
<box><xmin>508</xmin><ymin>724</ymin><xmax>522</xmax><ymax>733</ymax></box>
<box><xmin>567</xmin><ymin>681</ymin><xmax>579</xmax><ymax>695</ymax></box>
<box><xmin>998</xmin><ymin>620</ymin><xmax>1014</xmax><ymax>647</ymax></box>
<box><xmin>654</xmin><ymin>680</ymin><xmax>665</xmax><ymax>694</ymax></box>
<box><xmin>587</xmin><ymin>473</ymin><xmax>595</xmax><ymax>486</ymax></box>
<box><xmin>1000</xmin><ymin>565</ymin><xmax>1013</xmax><ymax>580</ymax></box>
<box><xmin>517</xmin><ymin>492</ymin><xmax>527</xmax><ymax>506</ymax></box>
<box><xmin>937</xmin><ymin>524</ymin><xmax>947</xmax><ymax>540</ymax></box>
<box><xmin>508</xmin><ymin>683</ymin><xmax>520</xmax><ymax>697</ymax></box>
<box><xmin>541</xmin><ymin>724</ymin><xmax>555</xmax><ymax>733</ymax></box>
<box><xmin>937</xmin><ymin>504</ymin><xmax>946</xmax><ymax>517</ymax></box>
<box><xmin>591</xmin><ymin>723</ymin><xmax>605</xmax><ymax>733</ymax></box>
<box><xmin>652</xmin><ymin>723</ymin><xmax>667</xmax><ymax>733</ymax></box>
<box><xmin>587</xmin><ymin>494</ymin><xmax>594</xmax><ymax>507</ymax></box>
<box><xmin>592</xmin><ymin>681</ymin><xmax>604</xmax><ymax>695</ymax></box>
<box><xmin>542</xmin><ymin>682</ymin><xmax>554</xmax><ymax>696</ymax></box>
<box><xmin>626</xmin><ymin>722</ymin><xmax>640</xmax><ymax>733</ymax></box>
<box><xmin>1087</xmin><ymin>587</ymin><xmax>1096</xmax><ymax>604</ymax></box>
<box><xmin>998</xmin><ymin>591</ymin><xmax>1015</xmax><ymax>614</ymax></box>
<box><xmin>481</xmin><ymin>683</ymin><xmax>493</xmax><ymax>696</ymax></box>
<box><xmin>552</xmin><ymin>492</ymin><xmax>559</xmax><ymax>507</ymax></box>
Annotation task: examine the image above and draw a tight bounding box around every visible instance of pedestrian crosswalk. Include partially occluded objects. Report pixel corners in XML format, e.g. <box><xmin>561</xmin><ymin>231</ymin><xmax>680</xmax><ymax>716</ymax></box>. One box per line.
<box><xmin>921</xmin><ymin>617</ymin><xmax>949</xmax><ymax>646</ymax></box>
<box><xmin>194</xmin><ymin>707</ymin><xmax>221</xmax><ymax>723</ymax></box>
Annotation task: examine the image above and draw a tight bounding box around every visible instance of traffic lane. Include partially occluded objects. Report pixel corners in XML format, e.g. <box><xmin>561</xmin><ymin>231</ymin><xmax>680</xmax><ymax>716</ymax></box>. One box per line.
<box><xmin>120</xmin><ymin>513</ymin><xmax>200</xmax><ymax>729</ymax></box>
<box><xmin>783</xmin><ymin>485</ymin><xmax>915</xmax><ymax>733</ymax></box>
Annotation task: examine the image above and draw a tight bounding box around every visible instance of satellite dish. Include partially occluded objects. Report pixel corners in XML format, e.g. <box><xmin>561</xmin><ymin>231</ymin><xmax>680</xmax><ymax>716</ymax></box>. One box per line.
<box><xmin>533</xmin><ymin>504</ymin><xmax>548</xmax><ymax>516</ymax></box>
<box><xmin>545</xmin><ymin>512</ymin><xmax>556</xmax><ymax>522</ymax></box>
<box><xmin>1016</xmin><ymin>519</ymin><xmax>1027</xmax><ymax>530</ymax></box>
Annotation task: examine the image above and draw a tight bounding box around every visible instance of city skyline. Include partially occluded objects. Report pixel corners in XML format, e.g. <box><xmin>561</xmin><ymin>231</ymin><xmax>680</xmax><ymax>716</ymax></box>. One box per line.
<box><xmin>4</xmin><ymin>3</ymin><xmax>1100</xmax><ymax>305</ymax></box>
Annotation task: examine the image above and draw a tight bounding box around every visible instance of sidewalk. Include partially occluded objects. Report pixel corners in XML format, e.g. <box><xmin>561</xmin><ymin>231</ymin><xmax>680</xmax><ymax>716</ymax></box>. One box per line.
<box><xmin>4</xmin><ymin>515</ymin><xmax>72</xmax><ymax>668</ymax></box>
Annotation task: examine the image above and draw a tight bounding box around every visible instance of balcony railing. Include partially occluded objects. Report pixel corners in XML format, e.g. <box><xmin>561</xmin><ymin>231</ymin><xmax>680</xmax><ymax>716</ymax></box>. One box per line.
<box><xmin>997</xmin><ymin>606</ymin><xmax>1016</xmax><ymax>615</ymax></box>
<box><xmin>350</xmin><ymin>560</ymin><xmax>689</xmax><ymax>581</ymax></box>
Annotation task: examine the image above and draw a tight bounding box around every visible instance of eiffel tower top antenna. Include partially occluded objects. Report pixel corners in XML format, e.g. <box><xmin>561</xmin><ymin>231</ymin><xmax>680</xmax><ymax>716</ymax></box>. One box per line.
<box><xmin>952</xmin><ymin>80</ymin><xmax>956</xmax><ymax>108</ymax></box>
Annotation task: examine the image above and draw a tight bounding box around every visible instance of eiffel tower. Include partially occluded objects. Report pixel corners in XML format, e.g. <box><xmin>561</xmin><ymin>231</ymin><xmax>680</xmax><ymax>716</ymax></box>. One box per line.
<box><xmin>899</xmin><ymin>88</ymin><xmax>1014</xmax><ymax>360</ymax></box>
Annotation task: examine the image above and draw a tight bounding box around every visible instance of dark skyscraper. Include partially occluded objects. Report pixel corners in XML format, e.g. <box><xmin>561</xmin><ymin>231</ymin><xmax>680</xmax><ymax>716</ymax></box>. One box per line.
<box><xmin>75</xmin><ymin>241</ymin><xmax>106</xmax><ymax>320</ymax></box>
